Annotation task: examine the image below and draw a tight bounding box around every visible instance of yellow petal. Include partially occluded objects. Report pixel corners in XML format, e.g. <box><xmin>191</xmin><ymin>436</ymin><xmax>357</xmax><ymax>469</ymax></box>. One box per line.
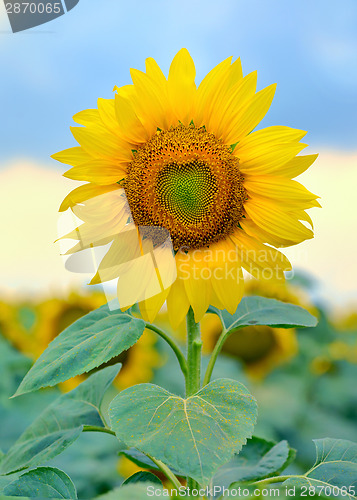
<box><xmin>244</xmin><ymin>197</ymin><xmax>314</xmax><ymax>243</ymax></box>
<box><xmin>70</xmin><ymin>126</ymin><xmax>132</xmax><ymax>162</ymax></box>
<box><xmin>166</xmin><ymin>278</ymin><xmax>190</xmax><ymax>329</ymax></box>
<box><xmin>51</xmin><ymin>147</ymin><xmax>92</xmax><ymax>166</ymax></box>
<box><xmin>211</xmin><ymin>260</ymin><xmax>244</xmax><ymax>314</ymax></box>
<box><xmin>293</xmin><ymin>209</ymin><xmax>314</xmax><ymax>228</ymax></box>
<box><xmin>225</xmin><ymin>83</ymin><xmax>276</xmax><ymax>144</ymax></box>
<box><xmin>279</xmin><ymin>154</ymin><xmax>319</xmax><ymax>178</ymax></box>
<box><xmin>73</xmin><ymin>109</ymin><xmax>100</xmax><ymax>126</ymax></box>
<box><xmin>59</xmin><ymin>183</ymin><xmax>120</xmax><ymax>212</ymax></box>
<box><xmin>116</xmin><ymin>253</ymin><xmax>162</xmax><ymax>310</ymax></box>
<box><xmin>209</xmin><ymin>286</ymin><xmax>225</xmax><ymax>310</ymax></box>
<box><xmin>97</xmin><ymin>98</ymin><xmax>123</xmax><ymax>138</ymax></box>
<box><xmin>227</xmin><ymin>57</ymin><xmax>243</xmax><ymax>86</ymax></box>
<box><xmin>195</xmin><ymin>57</ymin><xmax>233</xmax><ymax>126</ymax></box>
<box><xmin>63</xmin><ymin>203</ymin><xmax>130</xmax><ymax>250</ymax></box>
<box><xmin>130</xmin><ymin>68</ymin><xmax>169</xmax><ymax>133</ymax></box>
<box><xmin>71</xmin><ymin>188</ymin><xmax>128</xmax><ymax>224</ymax></box>
<box><xmin>235</xmin><ymin>126</ymin><xmax>307</xmax><ymax>174</ymax></box>
<box><xmin>145</xmin><ymin>57</ymin><xmax>167</xmax><ymax>88</ymax></box>
<box><xmin>115</xmin><ymin>94</ymin><xmax>150</xmax><ymax>144</ymax></box>
<box><xmin>230</xmin><ymin>230</ymin><xmax>291</xmax><ymax>280</ymax></box>
<box><xmin>209</xmin><ymin>71</ymin><xmax>258</xmax><ymax>138</ymax></box>
<box><xmin>90</xmin><ymin>231</ymin><xmax>141</xmax><ymax>284</ymax></box>
<box><xmin>244</xmin><ymin>175</ymin><xmax>320</xmax><ymax>206</ymax></box>
<box><xmin>167</xmin><ymin>48</ymin><xmax>196</xmax><ymax>126</ymax></box>
<box><xmin>139</xmin><ymin>287</ymin><xmax>171</xmax><ymax>323</ymax></box>
<box><xmin>64</xmin><ymin>159</ymin><xmax>127</xmax><ymax>185</ymax></box>
<box><xmin>177</xmin><ymin>249</ymin><xmax>211</xmax><ymax>322</ymax></box>
<box><xmin>240</xmin><ymin>219</ymin><xmax>297</xmax><ymax>248</ymax></box>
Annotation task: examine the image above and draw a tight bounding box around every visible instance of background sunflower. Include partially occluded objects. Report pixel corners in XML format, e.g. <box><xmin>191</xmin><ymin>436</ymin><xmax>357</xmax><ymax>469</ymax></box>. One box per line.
<box><xmin>0</xmin><ymin>290</ymin><xmax>160</xmax><ymax>392</ymax></box>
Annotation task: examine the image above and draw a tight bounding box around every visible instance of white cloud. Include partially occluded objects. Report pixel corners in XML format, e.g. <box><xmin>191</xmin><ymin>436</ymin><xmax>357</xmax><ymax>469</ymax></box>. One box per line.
<box><xmin>0</xmin><ymin>161</ymin><xmax>85</xmax><ymax>300</ymax></box>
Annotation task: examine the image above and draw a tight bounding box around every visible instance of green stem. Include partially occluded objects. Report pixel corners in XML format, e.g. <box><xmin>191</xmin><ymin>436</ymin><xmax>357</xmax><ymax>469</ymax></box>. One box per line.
<box><xmin>83</xmin><ymin>426</ymin><xmax>182</xmax><ymax>489</ymax></box>
<box><xmin>185</xmin><ymin>308</ymin><xmax>202</xmax><ymax>397</ymax></box>
<box><xmin>203</xmin><ymin>326</ymin><xmax>229</xmax><ymax>386</ymax></box>
<box><xmin>82</xmin><ymin>425</ymin><xmax>116</xmax><ymax>436</ymax></box>
<box><xmin>253</xmin><ymin>475</ymin><xmax>291</xmax><ymax>486</ymax></box>
<box><xmin>185</xmin><ymin>308</ymin><xmax>202</xmax><ymax>492</ymax></box>
<box><xmin>146</xmin><ymin>453</ymin><xmax>182</xmax><ymax>490</ymax></box>
<box><xmin>145</xmin><ymin>323</ymin><xmax>188</xmax><ymax>377</ymax></box>
<box><xmin>83</xmin><ymin>426</ymin><xmax>182</xmax><ymax>490</ymax></box>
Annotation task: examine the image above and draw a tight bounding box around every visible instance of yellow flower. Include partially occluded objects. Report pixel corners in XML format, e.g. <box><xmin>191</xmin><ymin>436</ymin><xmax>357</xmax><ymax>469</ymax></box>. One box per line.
<box><xmin>34</xmin><ymin>290</ymin><xmax>106</xmax><ymax>357</ymax></box>
<box><xmin>114</xmin><ymin>328</ymin><xmax>161</xmax><ymax>391</ymax></box>
<box><xmin>0</xmin><ymin>291</ymin><xmax>160</xmax><ymax>391</ymax></box>
<box><xmin>201</xmin><ymin>312</ymin><xmax>297</xmax><ymax>380</ymax></box>
<box><xmin>117</xmin><ymin>456</ymin><xmax>184</xmax><ymax>488</ymax></box>
<box><xmin>200</xmin><ymin>279</ymin><xmax>315</xmax><ymax>379</ymax></box>
<box><xmin>53</xmin><ymin>49</ymin><xmax>319</xmax><ymax>326</ymax></box>
<box><xmin>324</xmin><ymin>306</ymin><xmax>357</xmax><ymax>365</ymax></box>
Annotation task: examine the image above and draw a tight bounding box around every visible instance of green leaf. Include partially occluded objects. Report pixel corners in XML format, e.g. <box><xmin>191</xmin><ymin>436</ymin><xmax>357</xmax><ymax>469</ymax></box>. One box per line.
<box><xmin>95</xmin><ymin>483</ymin><xmax>164</xmax><ymax>500</ymax></box>
<box><xmin>109</xmin><ymin>378</ymin><xmax>257</xmax><ymax>485</ymax></box>
<box><xmin>3</xmin><ymin>467</ymin><xmax>77</xmax><ymax>499</ymax></box>
<box><xmin>211</xmin><ymin>296</ymin><xmax>317</xmax><ymax>333</ymax></box>
<box><xmin>0</xmin><ymin>473</ymin><xmax>22</xmax><ymax>493</ymax></box>
<box><xmin>14</xmin><ymin>304</ymin><xmax>145</xmax><ymax>396</ymax></box>
<box><xmin>215</xmin><ymin>437</ymin><xmax>294</xmax><ymax>489</ymax></box>
<box><xmin>122</xmin><ymin>472</ymin><xmax>162</xmax><ymax>486</ymax></box>
<box><xmin>0</xmin><ymin>365</ymin><xmax>120</xmax><ymax>475</ymax></box>
<box><xmin>284</xmin><ymin>438</ymin><xmax>357</xmax><ymax>499</ymax></box>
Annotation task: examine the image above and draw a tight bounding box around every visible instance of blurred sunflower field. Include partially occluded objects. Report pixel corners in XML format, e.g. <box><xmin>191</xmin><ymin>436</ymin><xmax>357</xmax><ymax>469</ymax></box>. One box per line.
<box><xmin>0</xmin><ymin>275</ymin><xmax>356</xmax><ymax>498</ymax></box>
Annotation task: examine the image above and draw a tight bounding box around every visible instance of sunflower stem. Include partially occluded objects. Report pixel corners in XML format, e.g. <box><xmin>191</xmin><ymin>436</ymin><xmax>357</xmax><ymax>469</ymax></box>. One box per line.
<box><xmin>145</xmin><ymin>322</ymin><xmax>188</xmax><ymax>377</ymax></box>
<box><xmin>203</xmin><ymin>326</ymin><xmax>229</xmax><ymax>386</ymax></box>
<box><xmin>185</xmin><ymin>308</ymin><xmax>202</xmax><ymax>397</ymax></box>
<box><xmin>82</xmin><ymin>425</ymin><xmax>116</xmax><ymax>436</ymax></box>
<box><xmin>185</xmin><ymin>308</ymin><xmax>203</xmax><ymax>492</ymax></box>
<box><xmin>145</xmin><ymin>453</ymin><xmax>182</xmax><ymax>490</ymax></box>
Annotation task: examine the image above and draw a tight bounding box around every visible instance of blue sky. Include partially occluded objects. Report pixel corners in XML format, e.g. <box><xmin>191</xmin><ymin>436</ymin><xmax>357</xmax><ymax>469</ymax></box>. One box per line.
<box><xmin>0</xmin><ymin>0</ymin><xmax>357</xmax><ymax>167</ymax></box>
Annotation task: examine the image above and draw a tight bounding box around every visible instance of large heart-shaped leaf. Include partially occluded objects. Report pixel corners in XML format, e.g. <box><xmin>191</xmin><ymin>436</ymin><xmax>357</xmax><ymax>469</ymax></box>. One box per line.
<box><xmin>284</xmin><ymin>438</ymin><xmax>357</xmax><ymax>499</ymax></box>
<box><xmin>14</xmin><ymin>304</ymin><xmax>145</xmax><ymax>396</ymax></box>
<box><xmin>0</xmin><ymin>365</ymin><xmax>120</xmax><ymax>475</ymax></box>
<box><xmin>3</xmin><ymin>467</ymin><xmax>77</xmax><ymax>499</ymax></box>
<box><xmin>214</xmin><ymin>437</ymin><xmax>294</xmax><ymax>492</ymax></box>
<box><xmin>109</xmin><ymin>379</ymin><xmax>257</xmax><ymax>485</ymax></box>
<box><xmin>211</xmin><ymin>296</ymin><xmax>317</xmax><ymax>333</ymax></box>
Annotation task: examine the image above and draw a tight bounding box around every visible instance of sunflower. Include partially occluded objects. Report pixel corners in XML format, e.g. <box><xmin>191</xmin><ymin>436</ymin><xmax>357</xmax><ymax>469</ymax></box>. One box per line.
<box><xmin>0</xmin><ymin>291</ymin><xmax>160</xmax><ymax>391</ymax></box>
<box><xmin>200</xmin><ymin>279</ymin><xmax>315</xmax><ymax>379</ymax></box>
<box><xmin>53</xmin><ymin>49</ymin><xmax>319</xmax><ymax>326</ymax></box>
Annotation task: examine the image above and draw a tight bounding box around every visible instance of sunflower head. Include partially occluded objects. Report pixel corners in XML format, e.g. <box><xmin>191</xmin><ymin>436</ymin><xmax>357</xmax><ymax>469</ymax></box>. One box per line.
<box><xmin>124</xmin><ymin>124</ymin><xmax>246</xmax><ymax>251</ymax></box>
<box><xmin>54</xmin><ymin>49</ymin><xmax>319</xmax><ymax>325</ymax></box>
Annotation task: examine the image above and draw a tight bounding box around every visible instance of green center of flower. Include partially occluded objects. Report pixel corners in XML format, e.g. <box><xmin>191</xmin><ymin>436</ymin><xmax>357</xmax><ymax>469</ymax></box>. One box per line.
<box><xmin>156</xmin><ymin>160</ymin><xmax>217</xmax><ymax>225</ymax></box>
<box><xmin>124</xmin><ymin>125</ymin><xmax>246</xmax><ymax>251</ymax></box>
